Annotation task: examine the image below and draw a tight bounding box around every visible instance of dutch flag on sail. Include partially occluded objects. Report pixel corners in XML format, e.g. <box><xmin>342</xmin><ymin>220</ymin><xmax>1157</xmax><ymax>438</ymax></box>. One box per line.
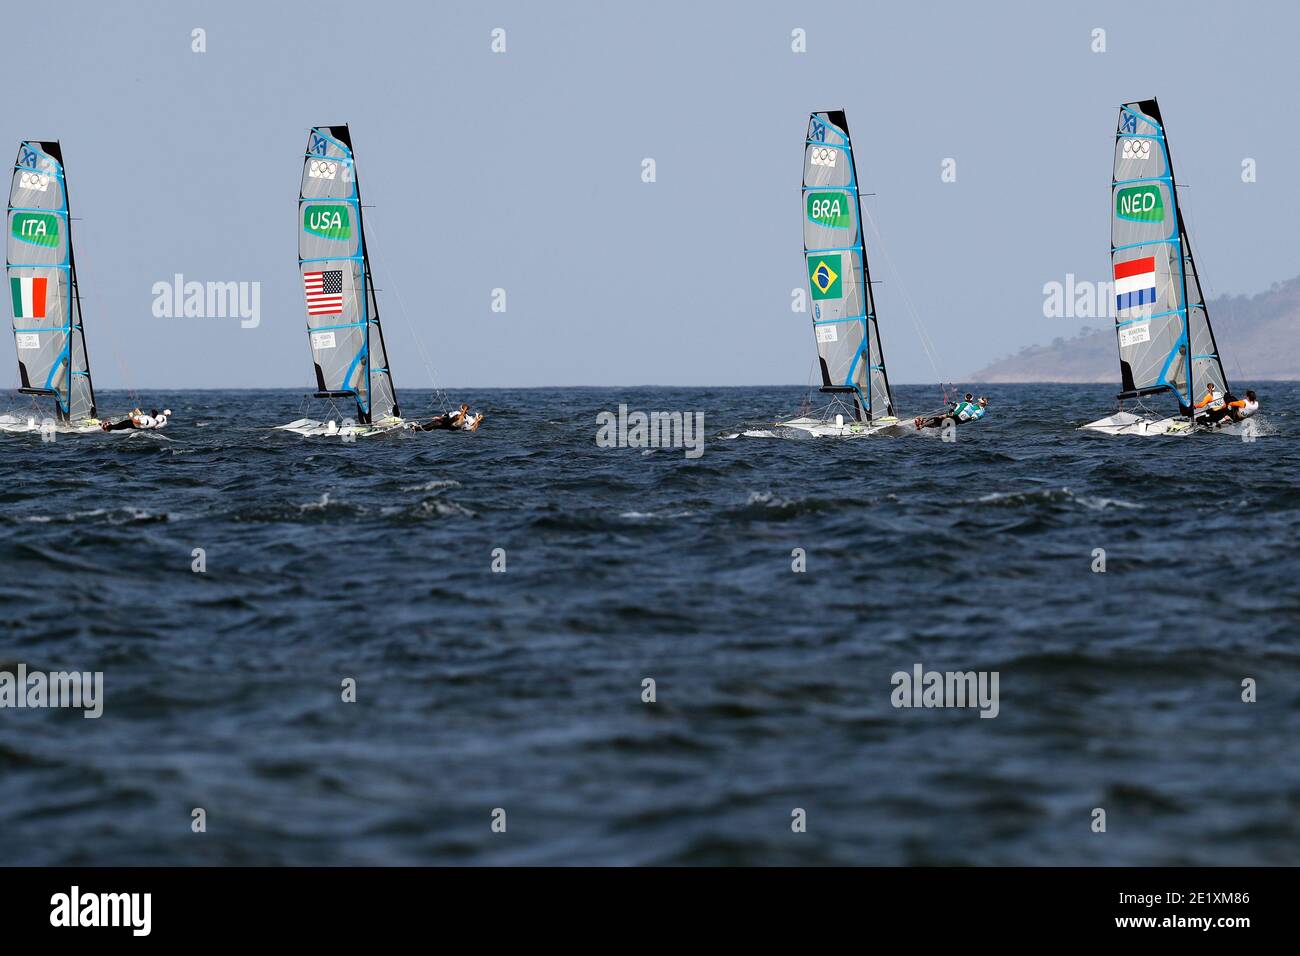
<box><xmin>1113</xmin><ymin>256</ymin><xmax>1157</xmax><ymax>312</ymax></box>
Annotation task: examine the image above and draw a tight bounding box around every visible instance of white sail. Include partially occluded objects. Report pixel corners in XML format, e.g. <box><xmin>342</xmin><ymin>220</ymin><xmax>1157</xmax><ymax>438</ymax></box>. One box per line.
<box><xmin>1084</xmin><ymin>98</ymin><xmax>1234</xmax><ymax>436</ymax></box>
<box><xmin>803</xmin><ymin>110</ymin><xmax>894</xmax><ymax>421</ymax></box>
<box><xmin>1109</xmin><ymin>99</ymin><xmax>1226</xmax><ymax>414</ymax></box>
<box><xmin>298</xmin><ymin>126</ymin><xmax>399</xmax><ymax>425</ymax></box>
<box><xmin>6</xmin><ymin>141</ymin><xmax>96</xmax><ymax>424</ymax></box>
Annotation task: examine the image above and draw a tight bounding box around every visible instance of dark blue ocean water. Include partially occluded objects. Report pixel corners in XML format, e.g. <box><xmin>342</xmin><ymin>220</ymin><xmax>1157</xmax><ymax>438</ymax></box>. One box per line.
<box><xmin>0</xmin><ymin>384</ymin><xmax>1296</xmax><ymax>865</ymax></box>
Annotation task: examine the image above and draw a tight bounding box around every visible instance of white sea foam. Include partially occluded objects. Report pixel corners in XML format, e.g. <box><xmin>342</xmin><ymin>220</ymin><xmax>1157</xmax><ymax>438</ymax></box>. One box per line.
<box><xmin>382</xmin><ymin>499</ymin><xmax>475</xmax><ymax>518</ymax></box>
<box><xmin>400</xmin><ymin>479</ymin><xmax>462</xmax><ymax>492</ymax></box>
<box><xmin>978</xmin><ymin>487</ymin><xmax>1139</xmax><ymax>511</ymax></box>
<box><xmin>298</xmin><ymin>493</ymin><xmax>338</xmax><ymax>513</ymax></box>
<box><xmin>619</xmin><ymin>510</ymin><xmax>694</xmax><ymax>519</ymax></box>
<box><xmin>19</xmin><ymin>507</ymin><xmax>171</xmax><ymax>525</ymax></box>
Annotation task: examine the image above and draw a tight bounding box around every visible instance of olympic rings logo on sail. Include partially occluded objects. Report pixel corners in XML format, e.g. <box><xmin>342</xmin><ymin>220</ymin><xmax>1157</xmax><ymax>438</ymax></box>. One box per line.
<box><xmin>19</xmin><ymin>171</ymin><xmax>50</xmax><ymax>192</ymax></box>
<box><xmin>809</xmin><ymin>147</ymin><xmax>837</xmax><ymax>168</ymax></box>
<box><xmin>308</xmin><ymin>159</ymin><xmax>338</xmax><ymax>180</ymax></box>
<box><xmin>1121</xmin><ymin>139</ymin><xmax>1151</xmax><ymax>161</ymax></box>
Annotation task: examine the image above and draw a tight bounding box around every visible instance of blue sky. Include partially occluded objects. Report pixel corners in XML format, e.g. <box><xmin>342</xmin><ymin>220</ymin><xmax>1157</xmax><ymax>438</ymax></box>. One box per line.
<box><xmin>4</xmin><ymin>0</ymin><xmax>1295</xmax><ymax>388</ymax></box>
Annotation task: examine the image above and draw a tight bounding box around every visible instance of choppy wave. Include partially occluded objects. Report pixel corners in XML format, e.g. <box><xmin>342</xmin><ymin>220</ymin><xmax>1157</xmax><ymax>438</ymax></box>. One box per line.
<box><xmin>399</xmin><ymin>479</ymin><xmax>462</xmax><ymax>492</ymax></box>
<box><xmin>977</xmin><ymin>487</ymin><xmax>1141</xmax><ymax>511</ymax></box>
<box><xmin>0</xmin><ymin>384</ymin><xmax>1296</xmax><ymax>866</ymax></box>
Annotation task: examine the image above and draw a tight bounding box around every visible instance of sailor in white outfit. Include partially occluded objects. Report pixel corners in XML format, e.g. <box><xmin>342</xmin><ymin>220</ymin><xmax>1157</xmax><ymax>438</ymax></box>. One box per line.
<box><xmin>1226</xmin><ymin>391</ymin><xmax>1259</xmax><ymax>422</ymax></box>
<box><xmin>130</xmin><ymin>408</ymin><xmax>171</xmax><ymax>429</ymax></box>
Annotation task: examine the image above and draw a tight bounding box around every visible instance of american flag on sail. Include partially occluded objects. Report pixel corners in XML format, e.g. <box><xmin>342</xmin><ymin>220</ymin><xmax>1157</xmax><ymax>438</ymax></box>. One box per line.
<box><xmin>302</xmin><ymin>269</ymin><xmax>344</xmax><ymax>315</ymax></box>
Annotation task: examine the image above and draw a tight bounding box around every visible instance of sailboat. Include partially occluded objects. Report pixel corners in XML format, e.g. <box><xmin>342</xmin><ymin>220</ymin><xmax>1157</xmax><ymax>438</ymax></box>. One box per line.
<box><xmin>775</xmin><ymin>110</ymin><xmax>904</xmax><ymax>437</ymax></box>
<box><xmin>278</xmin><ymin>125</ymin><xmax>405</xmax><ymax>437</ymax></box>
<box><xmin>1082</xmin><ymin>98</ymin><xmax>1234</xmax><ymax>436</ymax></box>
<box><xmin>2</xmin><ymin>140</ymin><xmax>101</xmax><ymax>434</ymax></box>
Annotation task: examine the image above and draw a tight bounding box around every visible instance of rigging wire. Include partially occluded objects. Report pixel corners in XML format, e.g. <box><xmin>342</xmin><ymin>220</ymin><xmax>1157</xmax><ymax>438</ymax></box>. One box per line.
<box><xmin>796</xmin><ymin>370</ymin><xmax>814</xmax><ymax>415</ymax></box>
<box><xmin>361</xmin><ymin>211</ymin><xmax>450</xmax><ymax>415</ymax></box>
<box><xmin>79</xmin><ymin>289</ymin><xmax>141</xmax><ymax>410</ymax></box>
<box><xmin>1175</xmin><ymin>188</ymin><xmax>1248</xmax><ymax>385</ymax></box>
<box><xmin>857</xmin><ymin>197</ymin><xmax>951</xmax><ymax>404</ymax></box>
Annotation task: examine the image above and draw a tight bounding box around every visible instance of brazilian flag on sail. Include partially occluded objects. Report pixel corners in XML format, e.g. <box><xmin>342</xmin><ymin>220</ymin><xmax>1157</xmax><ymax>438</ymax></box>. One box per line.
<box><xmin>807</xmin><ymin>254</ymin><xmax>842</xmax><ymax>300</ymax></box>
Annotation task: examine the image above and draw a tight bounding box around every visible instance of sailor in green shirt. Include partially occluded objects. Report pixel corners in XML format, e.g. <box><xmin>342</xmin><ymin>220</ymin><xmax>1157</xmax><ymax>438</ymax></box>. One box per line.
<box><xmin>953</xmin><ymin>396</ymin><xmax>988</xmax><ymax>423</ymax></box>
<box><xmin>914</xmin><ymin>394</ymin><xmax>989</xmax><ymax>430</ymax></box>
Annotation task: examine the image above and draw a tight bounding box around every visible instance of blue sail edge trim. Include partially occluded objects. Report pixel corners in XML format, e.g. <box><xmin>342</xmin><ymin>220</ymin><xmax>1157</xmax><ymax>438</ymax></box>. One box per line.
<box><xmin>299</xmin><ymin>255</ymin><xmax>363</xmax><ymax>265</ymax></box>
<box><xmin>1116</xmin><ymin>308</ymin><xmax>1182</xmax><ymax>328</ymax></box>
<box><xmin>1112</xmin><ymin>237</ymin><xmax>1179</xmax><ymax>253</ymax></box>
<box><xmin>11</xmin><ymin>164</ymin><xmax>66</xmax><ymax>181</ymax></box>
<box><xmin>1112</xmin><ymin>174</ymin><xmax>1174</xmax><ymax>187</ymax></box>
<box><xmin>306</xmin><ymin>321</ymin><xmax>365</xmax><ymax>333</ymax></box>
<box><xmin>8</xmin><ymin>206</ymin><xmax>69</xmax><ymax>216</ymax></box>
<box><xmin>805</xmin><ymin>245</ymin><xmax>863</xmax><ymax>255</ymax></box>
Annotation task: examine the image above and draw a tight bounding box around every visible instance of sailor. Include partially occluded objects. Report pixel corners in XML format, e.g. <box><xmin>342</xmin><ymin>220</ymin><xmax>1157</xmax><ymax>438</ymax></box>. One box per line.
<box><xmin>100</xmin><ymin>407</ymin><xmax>170</xmax><ymax>431</ymax></box>
<box><xmin>915</xmin><ymin>393</ymin><xmax>966</xmax><ymax>430</ymax></box>
<box><xmin>914</xmin><ymin>394</ymin><xmax>986</xmax><ymax>430</ymax></box>
<box><xmin>956</xmin><ymin>396</ymin><xmax>989</xmax><ymax>423</ymax></box>
<box><xmin>410</xmin><ymin>403</ymin><xmax>483</xmax><ymax>432</ymax></box>
<box><xmin>102</xmin><ymin>407</ymin><xmax>141</xmax><ymax>431</ymax></box>
<box><xmin>411</xmin><ymin>411</ymin><xmax>457</xmax><ymax>431</ymax></box>
<box><xmin>1193</xmin><ymin>383</ymin><xmax>1223</xmax><ymax>419</ymax></box>
<box><xmin>1223</xmin><ymin>389</ymin><xmax>1260</xmax><ymax>423</ymax></box>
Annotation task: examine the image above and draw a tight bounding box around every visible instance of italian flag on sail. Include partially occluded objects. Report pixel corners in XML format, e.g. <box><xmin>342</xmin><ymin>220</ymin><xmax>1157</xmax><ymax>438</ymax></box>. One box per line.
<box><xmin>10</xmin><ymin>276</ymin><xmax>47</xmax><ymax>319</ymax></box>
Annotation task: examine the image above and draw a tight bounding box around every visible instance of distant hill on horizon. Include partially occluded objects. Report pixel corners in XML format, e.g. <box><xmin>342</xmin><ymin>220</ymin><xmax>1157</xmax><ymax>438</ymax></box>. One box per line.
<box><xmin>972</xmin><ymin>276</ymin><xmax>1300</xmax><ymax>382</ymax></box>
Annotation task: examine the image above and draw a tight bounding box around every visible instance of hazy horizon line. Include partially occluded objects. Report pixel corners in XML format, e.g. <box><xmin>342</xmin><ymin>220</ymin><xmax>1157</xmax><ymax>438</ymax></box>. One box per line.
<box><xmin>13</xmin><ymin>379</ymin><xmax>1297</xmax><ymax>394</ymax></box>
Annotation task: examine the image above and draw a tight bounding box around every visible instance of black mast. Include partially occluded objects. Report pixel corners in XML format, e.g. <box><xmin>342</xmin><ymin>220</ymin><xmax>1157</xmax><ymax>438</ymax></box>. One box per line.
<box><xmin>48</xmin><ymin>141</ymin><xmax>97</xmax><ymax>423</ymax></box>
<box><xmin>1127</xmin><ymin>98</ymin><xmax>1226</xmax><ymax>418</ymax></box>
<box><xmin>813</xmin><ymin>110</ymin><xmax>892</xmax><ymax>422</ymax></box>
<box><xmin>832</xmin><ymin>109</ymin><xmax>894</xmax><ymax>420</ymax></box>
<box><xmin>334</xmin><ymin>125</ymin><xmax>398</xmax><ymax>424</ymax></box>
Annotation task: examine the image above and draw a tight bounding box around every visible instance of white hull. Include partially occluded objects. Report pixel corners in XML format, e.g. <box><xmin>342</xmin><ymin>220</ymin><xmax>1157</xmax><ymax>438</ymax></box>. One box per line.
<box><xmin>1079</xmin><ymin>411</ymin><xmax>1189</xmax><ymax>436</ymax></box>
<box><xmin>0</xmin><ymin>414</ymin><xmax>156</xmax><ymax>435</ymax></box>
<box><xmin>752</xmin><ymin>415</ymin><xmax>909</xmax><ymax>439</ymax></box>
<box><xmin>275</xmin><ymin>417</ymin><xmax>407</xmax><ymax>438</ymax></box>
<box><xmin>1079</xmin><ymin>410</ymin><xmax>1247</xmax><ymax>437</ymax></box>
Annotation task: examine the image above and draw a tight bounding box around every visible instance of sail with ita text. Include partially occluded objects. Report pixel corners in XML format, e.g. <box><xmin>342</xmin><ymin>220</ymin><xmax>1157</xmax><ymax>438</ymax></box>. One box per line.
<box><xmin>1</xmin><ymin>140</ymin><xmax>101</xmax><ymax>433</ymax></box>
